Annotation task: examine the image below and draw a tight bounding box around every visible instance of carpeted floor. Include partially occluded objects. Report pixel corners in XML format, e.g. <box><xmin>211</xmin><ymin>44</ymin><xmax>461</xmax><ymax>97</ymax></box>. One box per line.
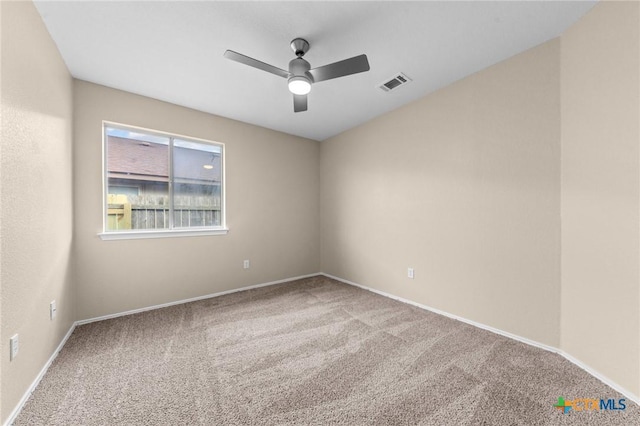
<box><xmin>14</xmin><ymin>276</ymin><xmax>639</xmax><ymax>425</ymax></box>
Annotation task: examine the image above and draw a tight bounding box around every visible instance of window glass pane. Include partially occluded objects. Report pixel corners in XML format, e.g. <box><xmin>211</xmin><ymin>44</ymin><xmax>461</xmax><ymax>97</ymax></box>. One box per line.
<box><xmin>106</xmin><ymin>127</ymin><xmax>170</xmax><ymax>231</ymax></box>
<box><xmin>172</xmin><ymin>139</ymin><xmax>222</xmax><ymax>228</ymax></box>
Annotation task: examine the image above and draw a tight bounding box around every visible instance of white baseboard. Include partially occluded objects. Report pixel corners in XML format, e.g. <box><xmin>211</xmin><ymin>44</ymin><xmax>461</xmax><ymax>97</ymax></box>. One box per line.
<box><xmin>76</xmin><ymin>273</ymin><xmax>322</xmax><ymax>325</ymax></box>
<box><xmin>560</xmin><ymin>351</ymin><xmax>640</xmax><ymax>405</ymax></box>
<box><xmin>5</xmin><ymin>273</ymin><xmax>321</xmax><ymax>425</ymax></box>
<box><xmin>4</xmin><ymin>323</ymin><xmax>77</xmax><ymax>426</ymax></box>
<box><xmin>321</xmin><ymin>273</ymin><xmax>559</xmax><ymax>352</ymax></box>
<box><xmin>321</xmin><ymin>272</ymin><xmax>640</xmax><ymax>406</ymax></box>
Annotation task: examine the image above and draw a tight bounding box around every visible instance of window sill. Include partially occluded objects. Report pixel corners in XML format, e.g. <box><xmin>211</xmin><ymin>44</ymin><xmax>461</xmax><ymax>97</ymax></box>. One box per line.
<box><xmin>98</xmin><ymin>228</ymin><xmax>229</xmax><ymax>240</ymax></box>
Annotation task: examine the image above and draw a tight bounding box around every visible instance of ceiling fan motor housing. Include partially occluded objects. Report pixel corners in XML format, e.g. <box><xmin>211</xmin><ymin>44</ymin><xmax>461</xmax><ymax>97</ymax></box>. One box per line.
<box><xmin>289</xmin><ymin>57</ymin><xmax>313</xmax><ymax>81</ymax></box>
<box><xmin>288</xmin><ymin>57</ymin><xmax>313</xmax><ymax>95</ymax></box>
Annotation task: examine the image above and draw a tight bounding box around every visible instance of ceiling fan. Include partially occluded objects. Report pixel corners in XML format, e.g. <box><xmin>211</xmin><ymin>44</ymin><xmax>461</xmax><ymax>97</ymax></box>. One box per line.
<box><xmin>224</xmin><ymin>38</ymin><xmax>370</xmax><ymax>113</ymax></box>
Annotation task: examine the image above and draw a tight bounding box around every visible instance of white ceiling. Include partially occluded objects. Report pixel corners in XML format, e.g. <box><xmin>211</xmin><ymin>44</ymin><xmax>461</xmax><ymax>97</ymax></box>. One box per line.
<box><xmin>34</xmin><ymin>1</ymin><xmax>596</xmax><ymax>141</ymax></box>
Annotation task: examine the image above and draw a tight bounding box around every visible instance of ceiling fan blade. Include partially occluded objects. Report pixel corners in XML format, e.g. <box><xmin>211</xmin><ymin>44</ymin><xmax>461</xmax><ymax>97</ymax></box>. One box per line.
<box><xmin>223</xmin><ymin>50</ymin><xmax>290</xmax><ymax>79</ymax></box>
<box><xmin>308</xmin><ymin>54</ymin><xmax>370</xmax><ymax>83</ymax></box>
<box><xmin>293</xmin><ymin>94</ymin><xmax>307</xmax><ymax>113</ymax></box>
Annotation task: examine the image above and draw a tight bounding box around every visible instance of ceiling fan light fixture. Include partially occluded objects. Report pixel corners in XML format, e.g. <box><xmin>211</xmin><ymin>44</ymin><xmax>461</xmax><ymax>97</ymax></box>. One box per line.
<box><xmin>288</xmin><ymin>76</ymin><xmax>311</xmax><ymax>95</ymax></box>
<box><xmin>224</xmin><ymin>38</ymin><xmax>370</xmax><ymax>112</ymax></box>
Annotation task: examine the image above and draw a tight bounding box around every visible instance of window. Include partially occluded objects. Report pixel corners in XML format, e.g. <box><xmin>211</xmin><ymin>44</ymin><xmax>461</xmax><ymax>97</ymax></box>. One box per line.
<box><xmin>100</xmin><ymin>123</ymin><xmax>226</xmax><ymax>239</ymax></box>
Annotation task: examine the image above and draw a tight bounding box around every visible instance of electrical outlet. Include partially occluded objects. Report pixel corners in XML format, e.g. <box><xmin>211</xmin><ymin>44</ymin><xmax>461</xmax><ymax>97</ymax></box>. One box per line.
<box><xmin>407</xmin><ymin>268</ymin><xmax>415</xmax><ymax>279</ymax></box>
<box><xmin>50</xmin><ymin>300</ymin><xmax>57</xmax><ymax>320</ymax></box>
<box><xmin>10</xmin><ymin>334</ymin><xmax>19</xmax><ymax>361</ymax></box>
<box><xmin>243</xmin><ymin>260</ymin><xmax>250</xmax><ymax>269</ymax></box>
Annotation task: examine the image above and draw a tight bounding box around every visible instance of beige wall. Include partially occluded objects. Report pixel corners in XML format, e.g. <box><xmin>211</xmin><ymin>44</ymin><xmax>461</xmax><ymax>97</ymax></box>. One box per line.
<box><xmin>73</xmin><ymin>81</ymin><xmax>320</xmax><ymax>320</ymax></box>
<box><xmin>321</xmin><ymin>40</ymin><xmax>562</xmax><ymax>348</ymax></box>
<box><xmin>321</xmin><ymin>0</ymin><xmax>640</xmax><ymax>399</ymax></box>
<box><xmin>561</xmin><ymin>1</ymin><xmax>640</xmax><ymax>397</ymax></box>
<box><xmin>2</xmin><ymin>0</ymin><xmax>640</xmax><ymax>421</ymax></box>
<box><xmin>0</xmin><ymin>2</ymin><xmax>75</xmax><ymax>423</ymax></box>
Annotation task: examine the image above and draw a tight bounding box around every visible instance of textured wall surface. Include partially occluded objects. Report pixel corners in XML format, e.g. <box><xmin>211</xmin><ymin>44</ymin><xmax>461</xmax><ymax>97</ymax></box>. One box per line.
<box><xmin>3</xmin><ymin>0</ymin><xmax>640</xmax><ymax>422</ymax></box>
<box><xmin>73</xmin><ymin>81</ymin><xmax>320</xmax><ymax>320</ymax></box>
<box><xmin>1</xmin><ymin>2</ymin><xmax>75</xmax><ymax>423</ymax></box>
<box><xmin>560</xmin><ymin>0</ymin><xmax>640</xmax><ymax>397</ymax></box>
<box><xmin>321</xmin><ymin>40</ymin><xmax>562</xmax><ymax>348</ymax></box>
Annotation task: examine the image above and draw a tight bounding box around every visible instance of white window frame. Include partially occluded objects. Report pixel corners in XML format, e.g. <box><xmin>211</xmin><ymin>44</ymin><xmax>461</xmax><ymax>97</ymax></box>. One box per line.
<box><xmin>99</xmin><ymin>121</ymin><xmax>228</xmax><ymax>240</ymax></box>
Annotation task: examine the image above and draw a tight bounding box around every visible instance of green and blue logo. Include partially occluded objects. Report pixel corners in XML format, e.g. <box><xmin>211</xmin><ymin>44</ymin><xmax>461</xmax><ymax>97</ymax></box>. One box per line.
<box><xmin>554</xmin><ymin>396</ymin><xmax>626</xmax><ymax>414</ymax></box>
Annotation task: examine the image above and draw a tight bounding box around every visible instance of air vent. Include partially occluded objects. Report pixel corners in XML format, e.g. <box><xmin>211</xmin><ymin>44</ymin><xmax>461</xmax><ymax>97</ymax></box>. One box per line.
<box><xmin>379</xmin><ymin>72</ymin><xmax>412</xmax><ymax>92</ymax></box>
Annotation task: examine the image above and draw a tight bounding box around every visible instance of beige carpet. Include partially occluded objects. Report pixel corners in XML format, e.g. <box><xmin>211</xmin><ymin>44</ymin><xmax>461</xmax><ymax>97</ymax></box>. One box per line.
<box><xmin>15</xmin><ymin>276</ymin><xmax>639</xmax><ymax>425</ymax></box>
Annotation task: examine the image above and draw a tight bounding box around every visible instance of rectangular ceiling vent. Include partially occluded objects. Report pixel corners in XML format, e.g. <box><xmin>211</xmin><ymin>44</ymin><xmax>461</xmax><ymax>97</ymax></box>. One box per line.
<box><xmin>379</xmin><ymin>72</ymin><xmax>412</xmax><ymax>92</ymax></box>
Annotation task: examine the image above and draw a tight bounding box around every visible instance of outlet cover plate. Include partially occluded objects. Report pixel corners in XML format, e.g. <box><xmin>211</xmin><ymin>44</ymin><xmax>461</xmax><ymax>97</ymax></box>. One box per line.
<box><xmin>10</xmin><ymin>334</ymin><xmax>19</xmax><ymax>361</ymax></box>
<box><xmin>50</xmin><ymin>300</ymin><xmax>57</xmax><ymax>320</ymax></box>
